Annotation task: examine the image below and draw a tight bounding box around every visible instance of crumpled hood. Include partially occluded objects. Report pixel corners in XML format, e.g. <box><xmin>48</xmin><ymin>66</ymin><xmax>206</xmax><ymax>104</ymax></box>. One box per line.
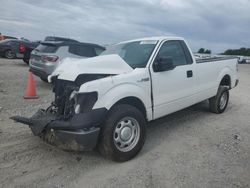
<box><xmin>49</xmin><ymin>54</ymin><xmax>133</xmax><ymax>81</ymax></box>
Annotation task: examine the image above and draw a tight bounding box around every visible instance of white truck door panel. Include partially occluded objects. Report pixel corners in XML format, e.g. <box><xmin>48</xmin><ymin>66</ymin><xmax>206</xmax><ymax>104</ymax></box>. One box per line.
<box><xmin>150</xmin><ymin>40</ymin><xmax>196</xmax><ymax>119</ymax></box>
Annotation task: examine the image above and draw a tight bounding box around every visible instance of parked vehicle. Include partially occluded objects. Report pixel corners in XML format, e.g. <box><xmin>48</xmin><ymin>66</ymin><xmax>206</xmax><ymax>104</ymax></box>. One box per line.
<box><xmin>238</xmin><ymin>56</ymin><xmax>250</xmax><ymax>64</ymax></box>
<box><xmin>11</xmin><ymin>36</ymin><xmax>239</xmax><ymax>162</ymax></box>
<box><xmin>29</xmin><ymin>41</ymin><xmax>105</xmax><ymax>82</ymax></box>
<box><xmin>0</xmin><ymin>39</ymin><xmax>37</xmax><ymax>59</ymax></box>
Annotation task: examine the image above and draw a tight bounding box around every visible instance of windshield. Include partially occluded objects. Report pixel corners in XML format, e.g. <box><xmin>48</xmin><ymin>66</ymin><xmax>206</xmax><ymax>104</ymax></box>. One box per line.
<box><xmin>101</xmin><ymin>40</ymin><xmax>158</xmax><ymax>68</ymax></box>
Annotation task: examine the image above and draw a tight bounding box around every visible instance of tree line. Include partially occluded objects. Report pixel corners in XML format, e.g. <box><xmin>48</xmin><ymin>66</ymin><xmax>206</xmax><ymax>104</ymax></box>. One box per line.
<box><xmin>197</xmin><ymin>47</ymin><xmax>250</xmax><ymax>56</ymax></box>
<box><xmin>197</xmin><ymin>48</ymin><xmax>211</xmax><ymax>54</ymax></box>
<box><xmin>222</xmin><ymin>48</ymin><xmax>250</xmax><ymax>56</ymax></box>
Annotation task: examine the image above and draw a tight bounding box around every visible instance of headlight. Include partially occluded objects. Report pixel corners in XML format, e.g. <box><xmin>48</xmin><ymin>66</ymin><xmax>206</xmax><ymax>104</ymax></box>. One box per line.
<box><xmin>72</xmin><ymin>91</ymin><xmax>98</xmax><ymax>114</ymax></box>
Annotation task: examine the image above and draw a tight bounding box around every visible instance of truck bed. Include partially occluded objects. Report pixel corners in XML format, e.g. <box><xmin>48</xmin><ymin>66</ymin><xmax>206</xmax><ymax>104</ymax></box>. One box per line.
<box><xmin>196</xmin><ymin>56</ymin><xmax>238</xmax><ymax>63</ymax></box>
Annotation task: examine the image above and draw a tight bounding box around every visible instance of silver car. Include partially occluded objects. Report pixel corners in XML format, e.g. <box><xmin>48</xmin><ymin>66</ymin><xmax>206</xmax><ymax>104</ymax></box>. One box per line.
<box><xmin>29</xmin><ymin>41</ymin><xmax>105</xmax><ymax>82</ymax></box>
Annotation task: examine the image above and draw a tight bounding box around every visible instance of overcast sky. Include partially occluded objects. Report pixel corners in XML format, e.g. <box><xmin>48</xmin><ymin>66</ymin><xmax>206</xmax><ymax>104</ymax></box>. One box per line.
<box><xmin>0</xmin><ymin>0</ymin><xmax>249</xmax><ymax>53</ymax></box>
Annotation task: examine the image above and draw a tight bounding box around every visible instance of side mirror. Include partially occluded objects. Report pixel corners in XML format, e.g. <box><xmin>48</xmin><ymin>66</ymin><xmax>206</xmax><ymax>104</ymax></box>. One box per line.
<box><xmin>153</xmin><ymin>57</ymin><xmax>175</xmax><ymax>72</ymax></box>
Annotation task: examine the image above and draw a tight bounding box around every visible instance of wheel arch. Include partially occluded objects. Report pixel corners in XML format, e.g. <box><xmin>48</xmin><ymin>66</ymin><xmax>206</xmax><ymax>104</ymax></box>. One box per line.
<box><xmin>93</xmin><ymin>83</ymin><xmax>152</xmax><ymax>121</ymax></box>
<box><xmin>111</xmin><ymin>96</ymin><xmax>148</xmax><ymax>120</ymax></box>
<box><xmin>219</xmin><ymin>74</ymin><xmax>231</xmax><ymax>88</ymax></box>
<box><xmin>217</xmin><ymin>67</ymin><xmax>233</xmax><ymax>89</ymax></box>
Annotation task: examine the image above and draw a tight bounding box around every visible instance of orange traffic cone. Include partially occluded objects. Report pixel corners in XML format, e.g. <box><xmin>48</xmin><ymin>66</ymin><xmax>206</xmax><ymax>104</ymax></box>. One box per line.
<box><xmin>24</xmin><ymin>71</ymin><xmax>38</xmax><ymax>99</ymax></box>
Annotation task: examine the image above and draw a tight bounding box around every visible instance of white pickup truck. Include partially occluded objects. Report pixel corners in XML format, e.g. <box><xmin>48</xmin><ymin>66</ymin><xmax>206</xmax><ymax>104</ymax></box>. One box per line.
<box><xmin>11</xmin><ymin>36</ymin><xmax>239</xmax><ymax>162</ymax></box>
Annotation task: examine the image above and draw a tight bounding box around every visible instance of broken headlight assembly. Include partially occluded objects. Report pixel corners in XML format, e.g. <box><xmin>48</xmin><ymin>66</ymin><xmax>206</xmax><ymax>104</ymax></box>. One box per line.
<box><xmin>69</xmin><ymin>91</ymin><xmax>98</xmax><ymax>114</ymax></box>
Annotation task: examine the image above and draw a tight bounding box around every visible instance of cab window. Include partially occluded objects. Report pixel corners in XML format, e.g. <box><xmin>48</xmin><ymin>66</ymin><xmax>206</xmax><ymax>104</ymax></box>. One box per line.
<box><xmin>156</xmin><ymin>41</ymin><xmax>188</xmax><ymax>66</ymax></box>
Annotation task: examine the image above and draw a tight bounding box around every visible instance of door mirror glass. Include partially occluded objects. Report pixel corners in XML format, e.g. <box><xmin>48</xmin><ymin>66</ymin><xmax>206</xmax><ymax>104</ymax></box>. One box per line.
<box><xmin>153</xmin><ymin>57</ymin><xmax>175</xmax><ymax>72</ymax></box>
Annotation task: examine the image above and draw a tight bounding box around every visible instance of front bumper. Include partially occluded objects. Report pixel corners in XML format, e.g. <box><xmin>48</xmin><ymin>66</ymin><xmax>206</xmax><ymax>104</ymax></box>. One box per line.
<box><xmin>10</xmin><ymin>108</ymin><xmax>107</xmax><ymax>151</ymax></box>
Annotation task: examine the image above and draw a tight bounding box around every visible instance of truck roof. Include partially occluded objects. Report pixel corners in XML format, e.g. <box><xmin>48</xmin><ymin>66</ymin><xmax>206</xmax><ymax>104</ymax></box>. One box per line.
<box><xmin>119</xmin><ymin>36</ymin><xmax>185</xmax><ymax>44</ymax></box>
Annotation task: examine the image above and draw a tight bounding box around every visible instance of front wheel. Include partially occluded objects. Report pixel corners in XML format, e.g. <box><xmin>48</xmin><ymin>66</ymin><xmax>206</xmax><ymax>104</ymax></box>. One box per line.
<box><xmin>98</xmin><ymin>104</ymin><xmax>146</xmax><ymax>162</ymax></box>
<box><xmin>209</xmin><ymin>86</ymin><xmax>229</xmax><ymax>114</ymax></box>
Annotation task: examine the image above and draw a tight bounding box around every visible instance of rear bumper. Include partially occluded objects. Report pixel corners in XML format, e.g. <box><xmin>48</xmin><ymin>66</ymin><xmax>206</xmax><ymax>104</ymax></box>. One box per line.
<box><xmin>29</xmin><ymin>60</ymin><xmax>56</xmax><ymax>79</ymax></box>
<box><xmin>30</xmin><ymin>66</ymin><xmax>49</xmax><ymax>80</ymax></box>
<box><xmin>10</xmin><ymin>108</ymin><xmax>108</xmax><ymax>151</ymax></box>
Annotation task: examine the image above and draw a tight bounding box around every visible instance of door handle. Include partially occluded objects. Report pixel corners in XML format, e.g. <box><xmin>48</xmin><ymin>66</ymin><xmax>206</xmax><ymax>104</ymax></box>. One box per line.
<box><xmin>187</xmin><ymin>70</ymin><xmax>193</xmax><ymax>78</ymax></box>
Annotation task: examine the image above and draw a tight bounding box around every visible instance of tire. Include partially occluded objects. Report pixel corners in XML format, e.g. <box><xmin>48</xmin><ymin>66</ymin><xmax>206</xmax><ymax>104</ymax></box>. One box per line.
<box><xmin>209</xmin><ymin>86</ymin><xmax>229</xmax><ymax>114</ymax></box>
<box><xmin>23</xmin><ymin>58</ymin><xmax>29</xmax><ymax>64</ymax></box>
<box><xmin>4</xmin><ymin>50</ymin><xmax>15</xmax><ymax>59</ymax></box>
<box><xmin>98</xmin><ymin>104</ymin><xmax>146</xmax><ymax>162</ymax></box>
<box><xmin>40</xmin><ymin>77</ymin><xmax>48</xmax><ymax>82</ymax></box>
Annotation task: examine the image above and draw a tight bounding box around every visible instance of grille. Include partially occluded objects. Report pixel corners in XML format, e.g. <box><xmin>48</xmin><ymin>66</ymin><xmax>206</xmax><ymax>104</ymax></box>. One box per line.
<box><xmin>52</xmin><ymin>78</ymin><xmax>78</xmax><ymax>118</ymax></box>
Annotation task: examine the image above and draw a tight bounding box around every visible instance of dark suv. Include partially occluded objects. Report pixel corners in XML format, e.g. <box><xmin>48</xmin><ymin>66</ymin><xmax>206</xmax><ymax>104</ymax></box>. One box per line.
<box><xmin>0</xmin><ymin>39</ymin><xmax>38</xmax><ymax>59</ymax></box>
<box><xmin>29</xmin><ymin>41</ymin><xmax>105</xmax><ymax>82</ymax></box>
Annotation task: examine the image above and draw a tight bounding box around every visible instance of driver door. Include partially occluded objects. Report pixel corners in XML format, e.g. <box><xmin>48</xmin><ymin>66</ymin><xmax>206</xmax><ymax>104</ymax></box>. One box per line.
<box><xmin>150</xmin><ymin>40</ymin><xmax>196</xmax><ymax>119</ymax></box>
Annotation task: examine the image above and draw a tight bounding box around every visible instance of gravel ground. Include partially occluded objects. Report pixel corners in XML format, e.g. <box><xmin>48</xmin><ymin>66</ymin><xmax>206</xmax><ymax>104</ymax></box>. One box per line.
<box><xmin>0</xmin><ymin>58</ymin><xmax>249</xmax><ymax>188</ymax></box>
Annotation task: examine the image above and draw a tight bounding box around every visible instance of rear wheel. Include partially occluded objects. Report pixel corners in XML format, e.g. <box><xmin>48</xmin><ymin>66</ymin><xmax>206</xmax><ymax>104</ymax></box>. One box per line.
<box><xmin>4</xmin><ymin>50</ymin><xmax>15</xmax><ymax>59</ymax></box>
<box><xmin>98</xmin><ymin>104</ymin><xmax>146</xmax><ymax>162</ymax></box>
<box><xmin>209</xmin><ymin>86</ymin><xmax>229</xmax><ymax>114</ymax></box>
<box><xmin>23</xmin><ymin>58</ymin><xmax>29</xmax><ymax>64</ymax></box>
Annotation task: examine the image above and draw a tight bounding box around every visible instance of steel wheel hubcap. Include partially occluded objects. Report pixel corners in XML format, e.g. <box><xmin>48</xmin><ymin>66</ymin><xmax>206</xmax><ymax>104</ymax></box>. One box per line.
<box><xmin>121</xmin><ymin>127</ymin><xmax>132</xmax><ymax>141</ymax></box>
<box><xmin>219</xmin><ymin>92</ymin><xmax>227</xmax><ymax>109</ymax></box>
<box><xmin>113</xmin><ymin>117</ymin><xmax>140</xmax><ymax>152</ymax></box>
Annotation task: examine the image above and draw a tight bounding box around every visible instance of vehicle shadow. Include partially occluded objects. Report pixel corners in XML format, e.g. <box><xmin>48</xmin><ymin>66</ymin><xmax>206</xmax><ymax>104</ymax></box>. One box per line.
<box><xmin>13</xmin><ymin>62</ymin><xmax>28</xmax><ymax>67</ymax></box>
<box><xmin>0</xmin><ymin>58</ymin><xmax>28</xmax><ymax>67</ymax></box>
<box><xmin>141</xmin><ymin>100</ymin><xmax>211</xmax><ymax>154</ymax></box>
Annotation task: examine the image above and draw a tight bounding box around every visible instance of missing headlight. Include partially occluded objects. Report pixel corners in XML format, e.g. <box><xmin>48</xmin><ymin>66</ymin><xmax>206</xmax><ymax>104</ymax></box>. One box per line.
<box><xmin>74</xmin><ymin>92</ymin><xmax>98</xmax><ymax>113</ymax></box>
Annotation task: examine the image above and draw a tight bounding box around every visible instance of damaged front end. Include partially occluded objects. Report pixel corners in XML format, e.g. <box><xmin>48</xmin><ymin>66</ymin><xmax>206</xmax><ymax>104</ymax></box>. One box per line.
<box><xmin>10</xmin><ymin>75</ymin><xmax>108</xmax><ymax>151</ymax></box>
